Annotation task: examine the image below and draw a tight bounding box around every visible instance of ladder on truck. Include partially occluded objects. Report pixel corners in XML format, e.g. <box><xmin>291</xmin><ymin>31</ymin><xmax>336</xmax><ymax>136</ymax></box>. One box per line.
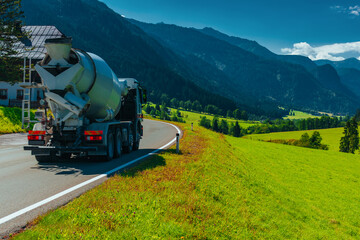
<box><xmin>20</xmin><ymin>57</ymin><xmax>40</xmax><ymax>129</ymax></box>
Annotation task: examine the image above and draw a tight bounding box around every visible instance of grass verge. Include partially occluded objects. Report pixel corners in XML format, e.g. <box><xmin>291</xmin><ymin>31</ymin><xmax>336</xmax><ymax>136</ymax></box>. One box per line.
<box><xmin>13</xmin><ymin>122</ymin><xmax>360</xmax><ymax>239</ymax></box>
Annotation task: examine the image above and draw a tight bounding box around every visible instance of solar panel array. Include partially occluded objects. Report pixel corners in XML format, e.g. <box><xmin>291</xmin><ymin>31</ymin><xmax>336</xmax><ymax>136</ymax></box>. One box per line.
<box><xmin>13</xmin><ymin>26</ymin><xmax>65</xmax><ymax>60</ymax></box>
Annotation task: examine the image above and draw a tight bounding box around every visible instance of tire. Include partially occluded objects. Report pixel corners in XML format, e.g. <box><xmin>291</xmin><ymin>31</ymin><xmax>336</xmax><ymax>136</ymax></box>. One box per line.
<box><xmin>123</xmin><ymin>128</ymin><xmax>133</xmax><ymax>153</ymax></box>
<box><xmin>35</xmin><ymin>155</ymin><xmax>48</xmax><ymax>163</ymax></box>
<box><xmin>102</xmin><ymin>131</ymin><xmax>115</xmax><ymax>161</ymax></box>
<box><xmin>115</xmin><ymin>128</ymin><xmax>122</xmax><ymax>158</ymax></box>
<box><xmin>133</xmin><ymin>125</ymin><xmax>140</xmax><ymax>151</ymax></box>
<box><xmin>60</xmin><ymin>153</ymin><xmax>72</xmax><ymax>160</ymax></box>
<box><xmin>35</xmin><ymin>155</ymin><xmax>59</xmax><ymax>163</ymax></box>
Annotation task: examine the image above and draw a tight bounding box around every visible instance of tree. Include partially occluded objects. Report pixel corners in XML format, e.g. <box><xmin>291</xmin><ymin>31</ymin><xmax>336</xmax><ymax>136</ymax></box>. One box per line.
<box><xmin>241</xmin><ymin>110</ymin><xmax>248</xmax><ymax>120</ymax></box>
<box><xmin>309</xmin><ymin>131</ymin><xmax>322</xmax><ymax>148</ymax></box>
<box><xmin>340</xmin><ymin>118</ymin><xmax>359</xmax><ymax>154</ymax></box>
<box><xmin>192</xmin><ymin>100</ymin><xmax>202</xmax><ymax>112</ymax></box>
<box><xmin>233</xmin><ymin>109</ymin><xmax>241</xmax><ymax>120</ymax></box>
<box><xmin>170</xmin><ymin>98</ymin><xmax>179</xmax><ymax>108</ymax></box>
<box><xmin>232</xmin><ymin>121</ymin><xmax>241</xmax><ymax>137</ymax></box>
<box><xmin>184</xmin><ymin>100</ymin><xmax>192</xmax><ymax>110</ymax></box>
<box><xmin>226</xmin><ymin>110</ymin><xmax>233</xmax><ymax>118</ymax></box>
<box><xmin>199</xmin><ymin>116</ymin><xmax>211</xmax><ymax>129</ymax></box>
<box><xmin>299</xmin><ymin>133</ymin><xmax>310</xmax><ymax>145</ymax></box>
<box><xmin>0</xmin><ymin>0</ymin><xmax>26</xmax><ymax>84</ymax></box>
<box><xmin>212</xmin><ymin>116</ymin><xmax>219</xmax><ymax>132</ymax></box>
<box><xmin>220</xmin><ymin>119</ymin><xmax>229</xmax><ymax>134</ymax></box>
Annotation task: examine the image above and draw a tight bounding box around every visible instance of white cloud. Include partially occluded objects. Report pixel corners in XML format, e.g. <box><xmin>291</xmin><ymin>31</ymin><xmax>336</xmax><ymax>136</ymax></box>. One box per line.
<box><xmin>281</xmin><ymin>42</ymin><xmax>360</xmax><ymax>61</ymax></box>
<box><xmin>331</xmin><ymin>5</ymin><xmax>360</xmax><ymax>17</ymax></box>
<box><xmin>349</xmin><ymin>5</ymin><xmax>360</xmax><ymax>16</ymax></box>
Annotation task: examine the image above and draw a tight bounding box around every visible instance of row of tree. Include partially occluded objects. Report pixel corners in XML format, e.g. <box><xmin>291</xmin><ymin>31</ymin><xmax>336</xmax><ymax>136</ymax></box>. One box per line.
<box><xmin>143</xmin><ymin>104</ymin><xmax>185</xmax><ymax>123</ymax></box>
<box><xmin>268</xmin><ymin>131</ymin><xmax>329</xmax><ymax>150</ymax></box>
<box><xmin>245</xmin><ymin>116</ymin><xmax>344</xmax><ymax>135</ymax></box>
<box><xmin>199</xmin><ymin>116</ymin><xmax>242</xmax><ymax>137</ymax></box>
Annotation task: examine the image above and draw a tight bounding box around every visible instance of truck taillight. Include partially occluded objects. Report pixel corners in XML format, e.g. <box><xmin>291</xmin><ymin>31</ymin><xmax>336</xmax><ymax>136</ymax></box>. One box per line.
<box><xmin>28</xmin><ymin>131</ymin><xmax>46</xmax><ymax>135</ymax></box>
<box><xmin>84</xmin><ymin>130</ymin><xmax>103</xmax><ymax>135</ymax></box>
<box><xmin>28</xmin><ymin>135</ymin><xmax>44</xmax><ymax>141</ymax></box>
<box><xmin>85</xmin><ymin>135</ymin><xmax>102</xmax><ymax>141</ymax></box>
<box><xmin>84</xmin><ymin>130</ymin><xmax>103</xmax><ymax>142</ymax></box>
<box><xmin>28</xmin><ymin>131</ymin><xmax>45</xmax><ymax>141</ymax></box>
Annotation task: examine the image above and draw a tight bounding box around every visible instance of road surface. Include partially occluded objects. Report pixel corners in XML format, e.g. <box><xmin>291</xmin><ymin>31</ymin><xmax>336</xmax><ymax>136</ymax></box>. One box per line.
<box><xmin>0</xmin><ymin>119</ymin><xmax>179</xmax><ymax>237</ymax></box>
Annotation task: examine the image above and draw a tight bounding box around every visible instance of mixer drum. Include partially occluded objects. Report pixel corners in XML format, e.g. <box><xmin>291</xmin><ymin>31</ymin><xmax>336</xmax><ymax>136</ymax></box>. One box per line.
<box><xmin>36</xmin><ymin>38</ymin><xmax>128</xmax><ymax>121</ymax></box>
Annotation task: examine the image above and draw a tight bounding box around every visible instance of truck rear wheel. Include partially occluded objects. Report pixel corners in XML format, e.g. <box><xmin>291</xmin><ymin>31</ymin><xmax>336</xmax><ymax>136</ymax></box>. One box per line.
<box><xmin>35</xmin><ymin>155</ymin><xmax>59</xmax><ymax>163</ymax></box>
<box><xmin>35</xmin><ymin>155</ymin><xmax>48</xmax><ymax>163</ymax></box>
<box><xmin>102</xmin><ymin>131</ymin><xmax>115</xmax><ymax>161</ymax></box>
<box><xmin>123</xmin><ymin>129</ymin><xmax>133</xmax><ymax>153</ymax></box>
<box><xmin>115</xmin><ymin>128</ymin><xmax>122</xmax><ymax>158</ymax></box>
<box><xmin>133</xmin><ymin>125</ymin><xmax>140</xmax><ymax>151</ymax></box>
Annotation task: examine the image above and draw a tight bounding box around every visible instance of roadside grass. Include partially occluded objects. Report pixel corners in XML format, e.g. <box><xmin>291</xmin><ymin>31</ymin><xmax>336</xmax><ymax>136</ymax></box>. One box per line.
<box><xmin>284</xmin><ymin>110</ymin><xmax>316</xmax><ymax>120</ymax></box>
<box><xmin>14</xmin><ymin>123</ymin><xmax>360</xmax><ymax>239</ymax></box>
<box><xmin>0</xmin><ymin>106</ymin><xmax>36</xmax><ymax>134</ymax></box>
<box><xmin>246</xmin><ymin>127</ymin><xmax>344</xmax><ymax>152</ymax></box>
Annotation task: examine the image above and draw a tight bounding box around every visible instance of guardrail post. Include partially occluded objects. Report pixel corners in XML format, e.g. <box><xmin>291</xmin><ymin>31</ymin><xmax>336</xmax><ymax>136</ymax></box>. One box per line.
<box><xmin>176</xmin><ymin>133</ymin><xmax>180</xmax><ymax>154</ymax></box>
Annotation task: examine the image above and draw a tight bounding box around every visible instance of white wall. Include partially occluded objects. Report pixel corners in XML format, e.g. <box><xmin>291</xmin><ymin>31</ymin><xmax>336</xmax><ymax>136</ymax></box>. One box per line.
<box><xmin>0</xmin><ymin>81</ymin><xmax>43</xmax><ymax>106</ymax></box>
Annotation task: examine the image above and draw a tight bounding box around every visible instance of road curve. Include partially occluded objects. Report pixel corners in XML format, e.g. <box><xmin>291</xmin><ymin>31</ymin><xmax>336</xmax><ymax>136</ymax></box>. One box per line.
<box><xmin>0</xmin><ymin>119</ymin><xmax>179</xmax><ymax>237</ymax></box>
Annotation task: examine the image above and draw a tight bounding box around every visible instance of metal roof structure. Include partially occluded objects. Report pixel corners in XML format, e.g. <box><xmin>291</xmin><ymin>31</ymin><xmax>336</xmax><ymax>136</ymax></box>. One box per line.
<box><xmin>13</xmin><ymin>26</ymin><xmax>65</xmax><ymax>60</ymax></box>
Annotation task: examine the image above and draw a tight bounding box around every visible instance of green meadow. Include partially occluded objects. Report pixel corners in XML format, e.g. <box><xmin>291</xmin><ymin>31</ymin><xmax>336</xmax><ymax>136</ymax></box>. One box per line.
<box><xmin>246</xmin><ymin>127</ymin><xmax>344</xmax><ymax>152</ymax></box>
<box><xmin>15</xmin><ymin>121</ymin><xmax>360</xmax><ymax>239</ymax></box>
<box><xmin>283</xmin><ymin>110</ymin><xmax>317</xmax><ymax>120</ymax></box>
<box><xmin>175</xmin><ymin>108</ymin><xmax>257</xmax><ymax>129</ymax></box>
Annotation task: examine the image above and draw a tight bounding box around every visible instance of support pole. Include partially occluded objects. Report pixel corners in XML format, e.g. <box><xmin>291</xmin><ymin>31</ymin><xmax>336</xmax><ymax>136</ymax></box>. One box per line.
<box><xmin>176</xmin><ymin>133</ymin><xmax>180</xmax><ymax>154</ymax></box>
<box><xmin>191</xmin><ymin>123</ymin><xmax>193</xmax><ymax>131</ymax></box>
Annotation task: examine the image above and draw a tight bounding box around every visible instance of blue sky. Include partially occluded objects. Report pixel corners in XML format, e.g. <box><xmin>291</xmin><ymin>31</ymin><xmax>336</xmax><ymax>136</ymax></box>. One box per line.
<box><xmin>101</xmin><ymin>0</ymin><xmax>360</xmax><ymax>60</ymax></box>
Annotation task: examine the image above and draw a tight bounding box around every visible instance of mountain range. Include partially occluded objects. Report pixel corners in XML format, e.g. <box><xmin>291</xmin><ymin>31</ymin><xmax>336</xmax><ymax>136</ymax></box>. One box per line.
<box><xmin>22</xmin><ymin>0</ymin><xmax>360</xmax><ymax>116</ymax></box>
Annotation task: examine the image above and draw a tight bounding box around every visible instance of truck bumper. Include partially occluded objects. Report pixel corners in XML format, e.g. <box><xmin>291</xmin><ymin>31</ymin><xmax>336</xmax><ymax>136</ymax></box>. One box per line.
<box><xmin>24</xmin><ymin>145</ymin><xmax>99</xmax><ymax>156</ymax></box>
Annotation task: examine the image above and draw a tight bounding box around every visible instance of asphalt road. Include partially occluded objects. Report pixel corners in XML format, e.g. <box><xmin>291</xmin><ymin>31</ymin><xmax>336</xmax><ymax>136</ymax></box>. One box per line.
<box><xmin>0</xmin><ymin>119</ymin><xmax>179</xmax><ymax>237</ymax></box>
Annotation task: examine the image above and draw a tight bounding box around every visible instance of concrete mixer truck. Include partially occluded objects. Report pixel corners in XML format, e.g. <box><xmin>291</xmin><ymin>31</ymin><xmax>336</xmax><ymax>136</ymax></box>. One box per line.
<box><xmin>23</xmin><ymin>37</ymin><xmax>147</xmax><ymax>162</ymax></box>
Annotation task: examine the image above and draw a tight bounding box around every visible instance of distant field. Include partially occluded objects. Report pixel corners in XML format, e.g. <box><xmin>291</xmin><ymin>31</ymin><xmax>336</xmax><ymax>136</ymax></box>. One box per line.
<box><xmin>225</xmin><ymin>135</ymin><xmax>360</xmax><ymax>239</ymax></box>
<box><xmin>16</xmin><ymin>122</ymin><xmax>360</xmax><ymax>239</ymax></box>
<box><xmin>284</xmin><ymin>110</ymin><xmax>316</xmax><ymax>120</ymax></box>
<box><xmin>172</xmin><ymin>108</ymin><xmax>258</xmax><ymax>129</ymax></box>
<box><xmin>246</xmin><ymin>127</ymin><xmax>344</xmax><ymax>152</ymax></box>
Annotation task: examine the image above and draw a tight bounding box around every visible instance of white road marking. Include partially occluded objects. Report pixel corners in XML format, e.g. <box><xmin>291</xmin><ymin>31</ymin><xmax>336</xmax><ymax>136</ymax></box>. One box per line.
<box><xmin>0</xmin><ymin>121</ymin><xmax>181</xmax><ymax>226</ymax></box>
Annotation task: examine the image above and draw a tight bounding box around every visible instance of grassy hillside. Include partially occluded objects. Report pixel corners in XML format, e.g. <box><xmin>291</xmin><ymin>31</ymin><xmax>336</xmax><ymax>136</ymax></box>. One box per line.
<box><xmin>246</xmin><ymin>128</ymin><xmax>344</xmax><ymax>152</ymax></box>
<box><xmin>284</xmin><ymin>110</ymin><xmax>316</xmax><ymax>120</ymax></box>
<box><xmin>15</xmin><ymin>122</ymin><xmax>360</xmax><ymax>239</ymax></box>
<box><xmin>175</xmin><ymin>108</ymin><xmax>257</xmax><ymax>129</ymax></box>
<box><xmin>0</xmin><ymin>106</ymin><xmax>35</xmax><ymax>134</ymax></box>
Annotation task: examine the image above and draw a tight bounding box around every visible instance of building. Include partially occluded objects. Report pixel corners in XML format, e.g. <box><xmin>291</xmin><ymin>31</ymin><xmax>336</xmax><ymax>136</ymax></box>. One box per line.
<box><xmin>0</xmin><ymin>26</ymin><xmax>66</xmax><ymax>107</ymax></box>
